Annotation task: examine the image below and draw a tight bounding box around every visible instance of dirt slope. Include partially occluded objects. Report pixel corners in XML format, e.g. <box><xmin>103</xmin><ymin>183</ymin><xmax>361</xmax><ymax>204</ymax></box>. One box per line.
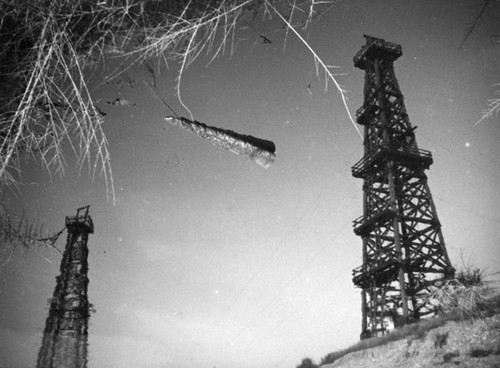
<box><xmin>321</xmin><ymin>314</ymin><xmax>500</xmax><ymax>368</ymax></box>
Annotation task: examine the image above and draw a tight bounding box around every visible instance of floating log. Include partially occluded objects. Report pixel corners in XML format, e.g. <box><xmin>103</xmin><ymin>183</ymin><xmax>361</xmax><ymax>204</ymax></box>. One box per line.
<box><xmin>165</xmin><ymin>116</ymin><xmax>276</xmax><ymax>168</ymax></box>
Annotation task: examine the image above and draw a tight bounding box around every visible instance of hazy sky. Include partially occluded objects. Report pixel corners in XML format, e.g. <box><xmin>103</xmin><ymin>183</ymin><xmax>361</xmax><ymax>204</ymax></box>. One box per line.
<box><xmin>1</xmin><ymin>1</ymin><xmax>500</xmax><ymax>368</ymax></box>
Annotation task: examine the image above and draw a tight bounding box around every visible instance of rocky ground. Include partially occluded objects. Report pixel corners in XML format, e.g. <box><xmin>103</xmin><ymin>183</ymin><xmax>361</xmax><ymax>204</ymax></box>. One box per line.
<box><xmin>321</xmin><ymin>314</ymin><xmax>500</xmax><ymax>368</ymax></box>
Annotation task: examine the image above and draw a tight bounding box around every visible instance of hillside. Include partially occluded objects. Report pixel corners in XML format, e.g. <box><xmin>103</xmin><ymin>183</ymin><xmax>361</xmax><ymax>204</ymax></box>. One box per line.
<box><xmin>321</xmin><ymin>295</ymin><xmax>500</xmax><ymax>368</ymax></box>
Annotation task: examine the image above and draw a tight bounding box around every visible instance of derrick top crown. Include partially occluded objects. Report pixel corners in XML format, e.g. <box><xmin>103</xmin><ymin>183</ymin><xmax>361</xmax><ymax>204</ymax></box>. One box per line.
<box><xmin>354</xmin><ymin>35</ymin><xmax>402</xmax><ymax>70</ymax></box>
<box><xmin>65</xmin><ymin>205</ymin><xmax>94</xmax><ymax>234</ymax></box>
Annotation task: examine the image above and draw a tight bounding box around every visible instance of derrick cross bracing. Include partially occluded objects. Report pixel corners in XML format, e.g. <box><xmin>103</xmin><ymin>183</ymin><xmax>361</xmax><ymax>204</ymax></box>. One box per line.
<box><xmin>351</xmin><ymin>35</ymin><xmax>454</xmax><ymax>339</ymax></box>
<box><xmin>36</xmin><ymin>206</ymin><xmax>94</xmax><ymax>368</ymax></box>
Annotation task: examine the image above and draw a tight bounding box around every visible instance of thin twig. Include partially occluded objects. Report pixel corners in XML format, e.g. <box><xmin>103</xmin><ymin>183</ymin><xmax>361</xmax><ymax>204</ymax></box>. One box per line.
<box><xmin>459</xmin><ymin>0</ymin><xmax>492</xmax><ymax>50</ymax></box>
<box><xmin>266</xmin><ymin>1</ymin><xmax>362</xmax><ymax>139</ymax></box>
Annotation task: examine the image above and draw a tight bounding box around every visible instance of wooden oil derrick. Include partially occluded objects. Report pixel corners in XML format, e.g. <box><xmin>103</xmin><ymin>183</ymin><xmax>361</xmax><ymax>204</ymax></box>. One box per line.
<box><xmin>37</xmin><ymin>206</ymin><xmax>94</xmax><ymax>368</ymax></box>
<box><xmin>351</xmin><ymin>36</ymin><xmax>455</xmax><ymax>339</ymax></box>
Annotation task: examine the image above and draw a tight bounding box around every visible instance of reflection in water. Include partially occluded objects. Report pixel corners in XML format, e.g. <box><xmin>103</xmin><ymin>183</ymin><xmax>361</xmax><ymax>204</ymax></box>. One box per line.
<box><xmin>37</xmin><ymin>207</ymin><xmax>94</xmax><ymax>368</ymax></box>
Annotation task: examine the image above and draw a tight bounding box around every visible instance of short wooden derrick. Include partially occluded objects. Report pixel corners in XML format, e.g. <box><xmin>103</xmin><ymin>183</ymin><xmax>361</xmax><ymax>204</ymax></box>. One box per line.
<box><xmin>37</xmin><ymin>206</ymin><xmax>93</xmax><ymax>368</ymax></box>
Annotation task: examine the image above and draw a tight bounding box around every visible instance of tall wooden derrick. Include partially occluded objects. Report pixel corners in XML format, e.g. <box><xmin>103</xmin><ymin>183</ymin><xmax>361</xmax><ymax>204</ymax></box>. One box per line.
<box><xmin>37</xmin><ymin>206</ymin><xmax>94</xmax><ymax>368</ymax></box>
<box><xmin>351</xmin><ymin>36</ymin><xmax>454</xmax><ymax>338</ymax></box>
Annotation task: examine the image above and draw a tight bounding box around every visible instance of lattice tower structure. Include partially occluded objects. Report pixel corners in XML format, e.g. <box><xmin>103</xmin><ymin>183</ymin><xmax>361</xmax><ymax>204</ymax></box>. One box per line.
<box><xmin>351</xmin><ymin>36</ymin><xmax>455</xmax><ymax>339</ymax></box>
<box><xmin>37</xmin><ymin>206</ymin><xmax>94</xmax><ymax>368</ymax></box>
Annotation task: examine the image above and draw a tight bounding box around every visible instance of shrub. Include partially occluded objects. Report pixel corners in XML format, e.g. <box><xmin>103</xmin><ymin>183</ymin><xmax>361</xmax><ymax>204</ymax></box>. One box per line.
<box><xmin>456</xmin><ymin>267</ymin><xmax>483</xmax><ymax>287</ymax></box>
<box><xmin>296</xmin><ymin>357</ymin><xmax>319</xmax><ymax>368</ymax></box>
<box><xmin>429</xmin><ymin>266</ymin><xmax>492</xmax><ymax>321</ymax></box>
